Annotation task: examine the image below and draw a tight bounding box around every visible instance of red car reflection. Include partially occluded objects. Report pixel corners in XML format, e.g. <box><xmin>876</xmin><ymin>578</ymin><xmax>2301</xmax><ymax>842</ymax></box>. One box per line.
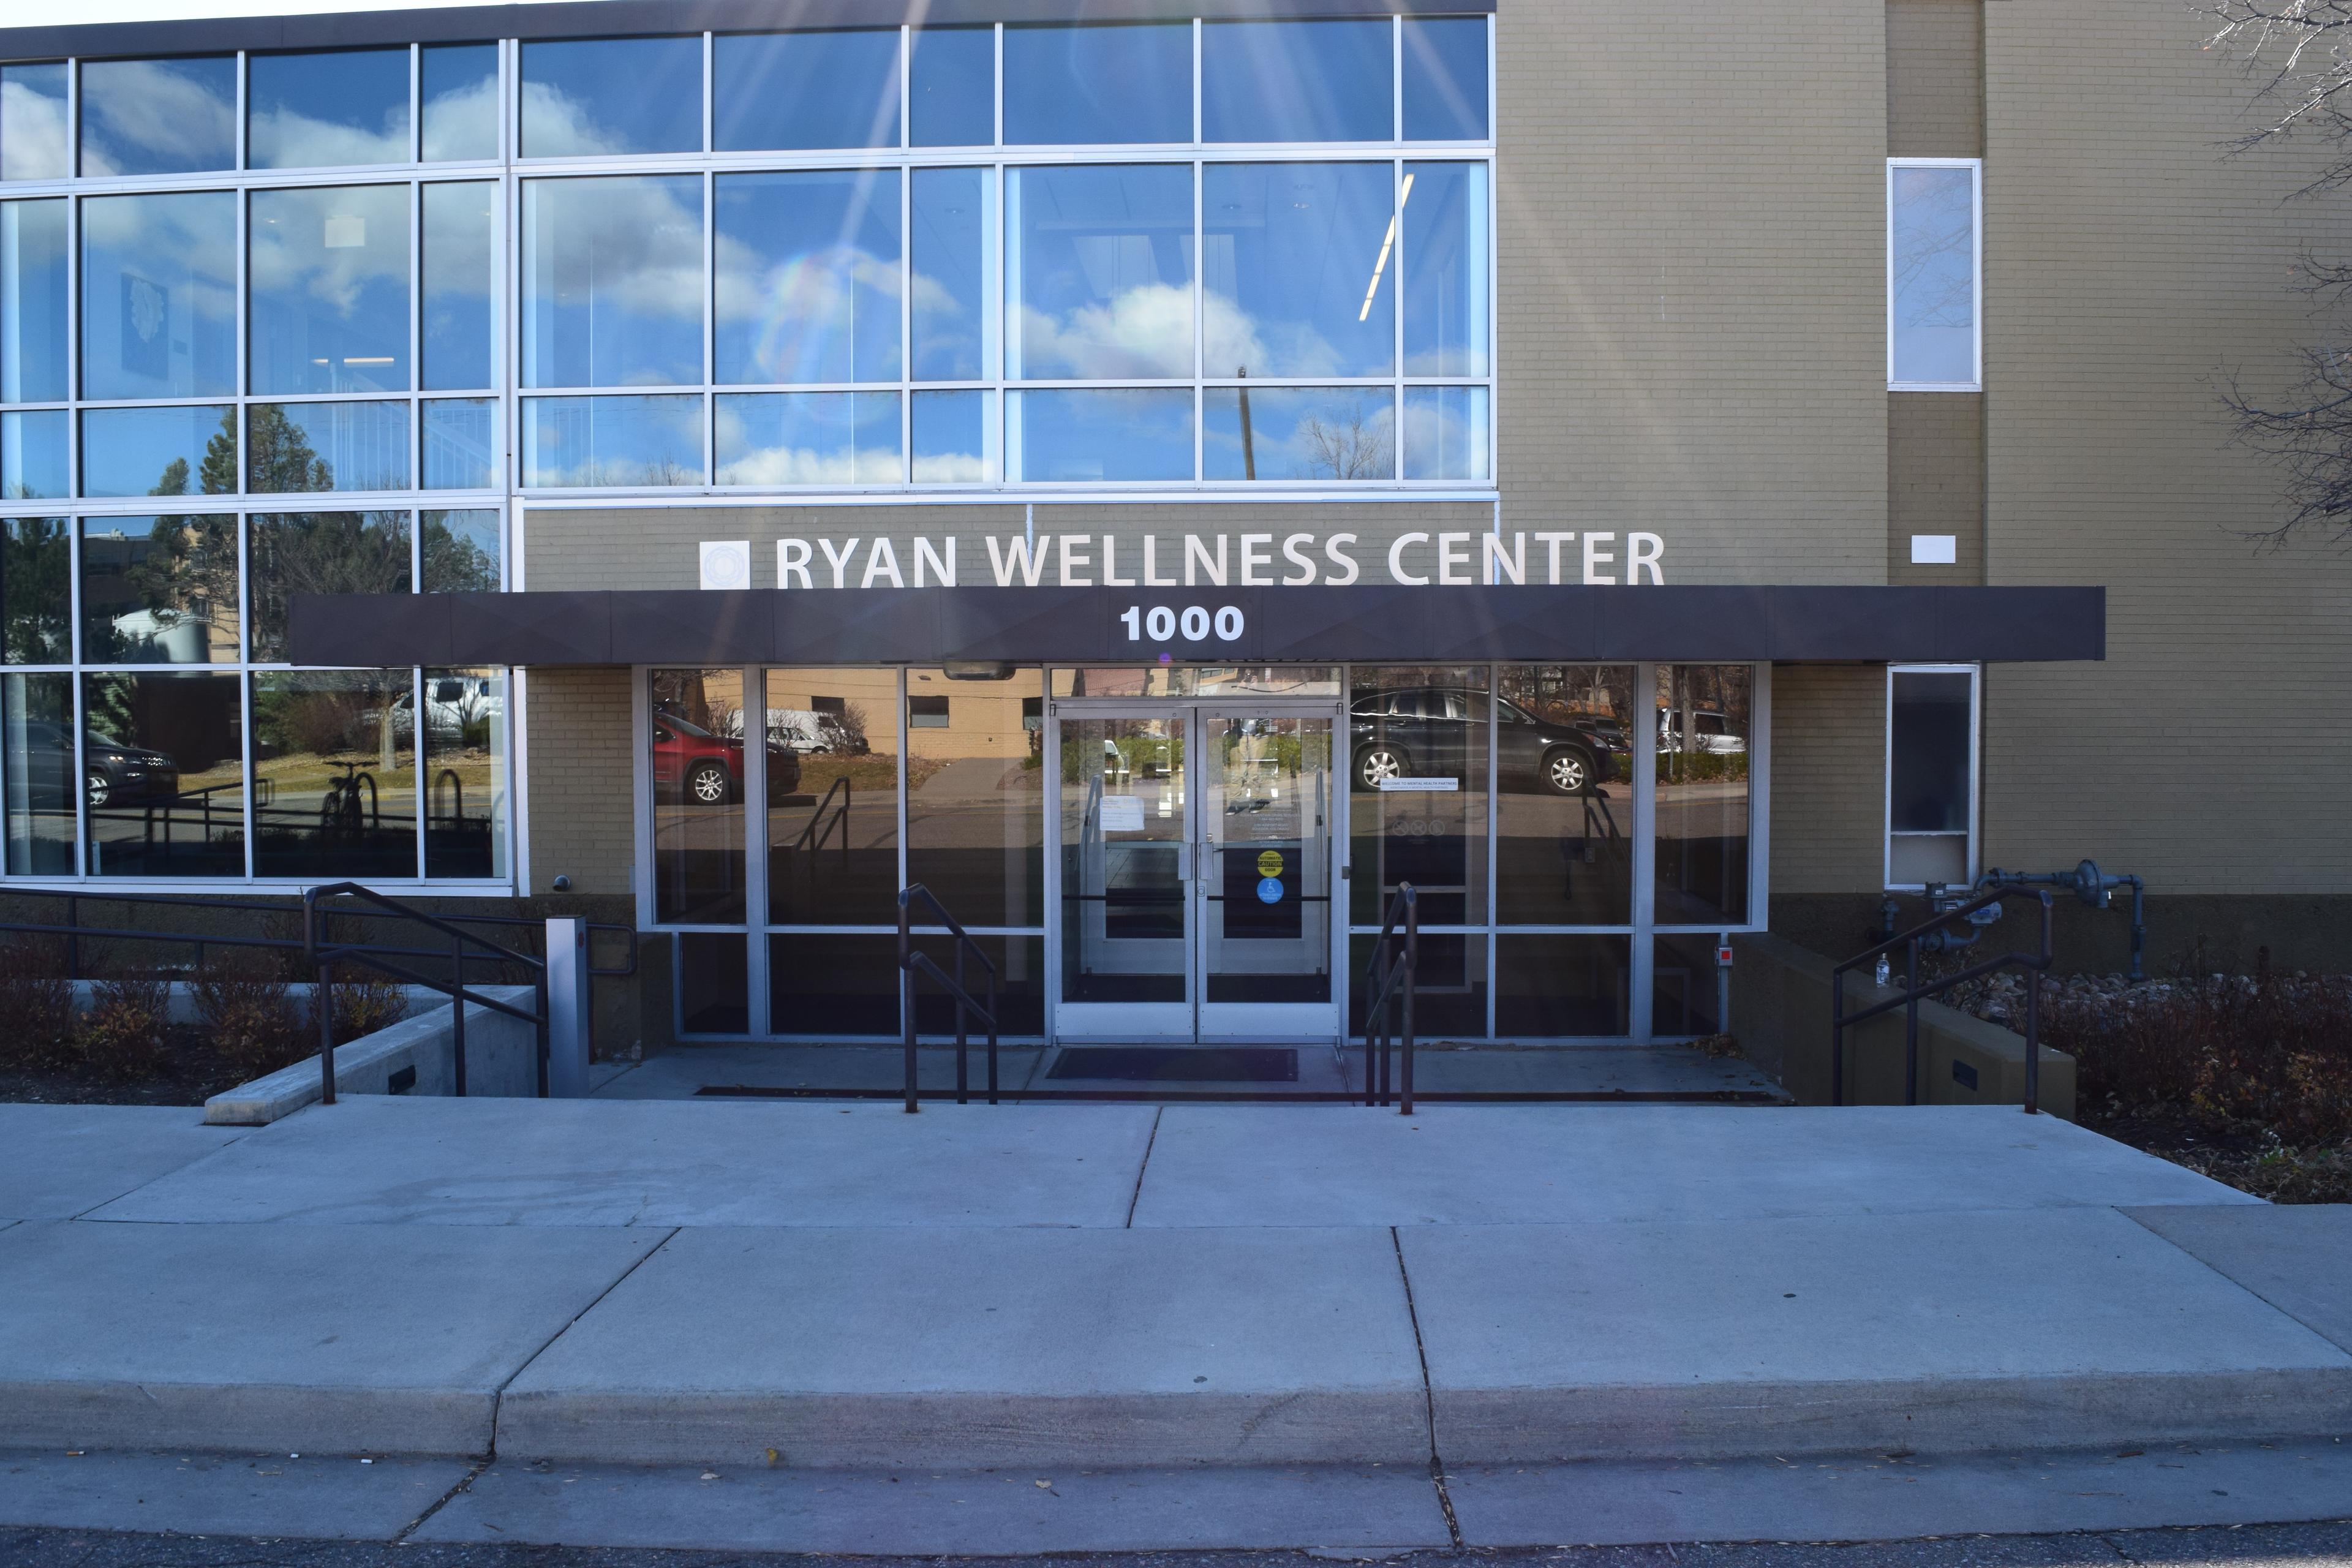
<box><xmin>651</xmin><ymin>712</ymin><xmax>801</xmax><ymax>804</ymax></box>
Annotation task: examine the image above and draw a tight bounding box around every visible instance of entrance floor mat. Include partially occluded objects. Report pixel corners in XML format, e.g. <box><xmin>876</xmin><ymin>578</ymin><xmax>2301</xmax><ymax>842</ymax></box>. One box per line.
<box><xmin>1049</xmin><ymin>1047</ymin><xmax>1298</xmax><ymax>1082</ymax></box>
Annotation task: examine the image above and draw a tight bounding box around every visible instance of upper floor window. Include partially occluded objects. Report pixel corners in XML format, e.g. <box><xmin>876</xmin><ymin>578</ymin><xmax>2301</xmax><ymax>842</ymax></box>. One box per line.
<box><xmin>1888</xmin><ymin>159</ymin><xmax>1981</xmax><ymax>390</ymax></box>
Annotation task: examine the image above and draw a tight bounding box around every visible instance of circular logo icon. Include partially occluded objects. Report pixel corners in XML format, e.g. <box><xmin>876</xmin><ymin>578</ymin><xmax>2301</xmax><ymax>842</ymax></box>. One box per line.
<box><xmin>702</xmin><ymin>543</ymin><xmax>748</xmax><ymax>589</ymax></box>
<box><xmin>1256</xmin><ymin>849</ymin><xmax>1285</xmax><ymax>878</ymax></box>
<box><xmin>1256</xmin><ymin>876</ymin><xmax>1284</xmax><ymax>905</ymax></box>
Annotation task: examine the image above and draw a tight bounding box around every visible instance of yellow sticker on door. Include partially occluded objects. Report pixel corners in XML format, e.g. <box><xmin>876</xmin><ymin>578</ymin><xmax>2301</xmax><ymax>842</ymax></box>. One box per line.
<box><xmin>1256</xmin><ymin>850</ymin><xmax>1285</xmax><ymax>878</ymax></box>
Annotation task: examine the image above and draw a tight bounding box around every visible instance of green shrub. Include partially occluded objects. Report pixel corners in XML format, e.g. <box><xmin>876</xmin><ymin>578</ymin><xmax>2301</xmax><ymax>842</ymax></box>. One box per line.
<box><xmin>329</xmin><ymin>969</ymin><xmax>410</xmax><ymax>1045</ymax></box>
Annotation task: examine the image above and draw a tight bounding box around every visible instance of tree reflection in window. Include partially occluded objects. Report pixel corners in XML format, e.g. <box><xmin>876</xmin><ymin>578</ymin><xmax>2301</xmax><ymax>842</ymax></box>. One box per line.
<box><xmin>249</xmin><ymin>510</ymin><xmax>410</xmax><ymax>663</ymax></box>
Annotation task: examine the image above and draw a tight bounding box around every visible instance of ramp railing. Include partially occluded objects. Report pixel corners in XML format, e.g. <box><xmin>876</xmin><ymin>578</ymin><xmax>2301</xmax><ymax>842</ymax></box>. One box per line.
<box><xmin>1361</xmin><ymin>882</ymin><xmax>1420</xmax><ymax>1114</ymax></box>
<box><xmin>0</xmin><ymin>885</ymin><xmax>633</xmax><ymax>1104</ymax></box>
<box><xmin>897</xmin><ymin>883</ymin><xmax>1001</xmax><ymax>1114</ymax></box>
<box><xmin>1831</xmin><ymin>887</ymin><xmax>2055</xmax><ymax>1113</ymax></box>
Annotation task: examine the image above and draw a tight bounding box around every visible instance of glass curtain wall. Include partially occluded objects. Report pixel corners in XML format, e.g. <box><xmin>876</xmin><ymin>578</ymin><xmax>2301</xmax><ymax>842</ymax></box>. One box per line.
<box><xmin>0</xmin><ymin>44</ymin><xmax>507</xmax><ymax>883</ymax></box>
<box><xmin>661</xmin><ymin>662</ymin><xmax>1760</xmax><ymax>1042</ymax></box>
<box><xmin>494</xmin><ymin>17</ymin><xmax>1495</xmax><ymax>491</ymax></box>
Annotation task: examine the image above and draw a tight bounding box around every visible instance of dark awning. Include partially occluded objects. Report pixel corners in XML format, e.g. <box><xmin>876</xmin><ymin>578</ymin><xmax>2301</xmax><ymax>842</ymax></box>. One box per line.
<box><xmin>287</xmin><ymin>584</ymin><xmax>2103</xmax><ymax>668</ymax></box>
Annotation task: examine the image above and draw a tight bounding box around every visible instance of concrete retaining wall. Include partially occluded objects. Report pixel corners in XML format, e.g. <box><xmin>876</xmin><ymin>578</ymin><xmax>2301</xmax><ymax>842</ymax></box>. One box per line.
<box><xmin>203</xmin><ymin>985</ymin><xmax>539</xmax><ymax>1126</ymax></box>
<box><xmin>1731</xmin><ymin>932</ymin><xmax>2076</xmax><ymax>1119</ymax></box>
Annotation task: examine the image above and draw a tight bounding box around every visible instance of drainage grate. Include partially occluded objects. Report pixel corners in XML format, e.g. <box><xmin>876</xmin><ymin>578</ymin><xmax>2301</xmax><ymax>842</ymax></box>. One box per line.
<box><xmin>1047</xmin><ymin>1047</ymin><xmax>1298</xmax><ymax>1083</ymax></box>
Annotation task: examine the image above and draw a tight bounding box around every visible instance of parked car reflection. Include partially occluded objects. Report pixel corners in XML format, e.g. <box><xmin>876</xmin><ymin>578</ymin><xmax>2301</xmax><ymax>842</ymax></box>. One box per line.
<box><xmin>13</xmin><ymin>720</ymin><xmax>179</xmax><ymax>808</ymax></box>
<box><xmin>651</xmin><ymin>709</ymin><xmax>802</xmax><ymax>803</ymax></box>
<box><xmin>1350</xmin><ymin>685</ymin><xmax>1625</xmax><ymax>795</ymax></box>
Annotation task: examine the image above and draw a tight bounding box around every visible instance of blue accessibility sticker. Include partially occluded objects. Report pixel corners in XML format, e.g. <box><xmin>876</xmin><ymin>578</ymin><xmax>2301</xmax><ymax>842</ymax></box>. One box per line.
<box><xmin>1256</xmin><ymin>876</ymin><xmax>1284</xmax><ymax>904</ymax></box>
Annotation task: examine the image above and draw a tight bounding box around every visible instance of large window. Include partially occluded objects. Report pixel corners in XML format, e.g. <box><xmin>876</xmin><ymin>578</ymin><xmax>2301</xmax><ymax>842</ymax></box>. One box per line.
<box><xmin>1888</xmin><ymin>159</ymin><xmax>1981</xmax><ymax>391</ymax></box>
<box><xmin>1886</xmin><ymin>664</ymin><xmax>1978</xmax><ymax>890</ymax></box>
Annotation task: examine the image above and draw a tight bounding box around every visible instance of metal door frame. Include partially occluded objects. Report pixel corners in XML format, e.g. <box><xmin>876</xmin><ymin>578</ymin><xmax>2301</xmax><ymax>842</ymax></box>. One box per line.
<box><xmin>1046</xmin><ymin>695</ymin><xmax>1343</xmax><ymax>1044</ymax></box>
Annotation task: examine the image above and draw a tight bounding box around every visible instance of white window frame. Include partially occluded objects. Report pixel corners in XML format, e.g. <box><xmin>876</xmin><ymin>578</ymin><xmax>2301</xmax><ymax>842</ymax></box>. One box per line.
<box><xmin>1883</xmin><ymin>662</ymin><xmax>1980</xmax><ymax>892</ymax></box>
<box><xmin>1885</xmin><ymin>157</ymin><xmax>1982</xmax><ymax>393</ymax></box>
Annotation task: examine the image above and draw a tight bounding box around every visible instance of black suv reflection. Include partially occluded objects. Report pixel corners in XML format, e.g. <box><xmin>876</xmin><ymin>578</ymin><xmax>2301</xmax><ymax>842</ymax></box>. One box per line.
<box><xmin>1350</xmin><ymin>687</ymin><xmax>1624</xmax><ymax>796</ymax></box>
<box><xmin>12</xmin><ymin>722</ymin><xmax>178</xmax><ymax>809</ymax></box>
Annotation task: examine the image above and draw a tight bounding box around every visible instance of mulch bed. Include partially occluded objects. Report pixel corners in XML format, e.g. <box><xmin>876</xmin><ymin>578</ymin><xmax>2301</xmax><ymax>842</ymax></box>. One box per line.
<box><xmin>0</xmin><ymin>1027</ymin><xmax>247</xmax><ymax>1107</ymax></box>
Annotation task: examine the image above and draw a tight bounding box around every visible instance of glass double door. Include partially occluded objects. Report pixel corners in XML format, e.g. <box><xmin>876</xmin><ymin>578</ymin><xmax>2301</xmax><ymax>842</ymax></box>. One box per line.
<box><xmin>1055</xmin><ymin>705</ymin><xmax>1336</xmax><ymax>1041</ymax></box>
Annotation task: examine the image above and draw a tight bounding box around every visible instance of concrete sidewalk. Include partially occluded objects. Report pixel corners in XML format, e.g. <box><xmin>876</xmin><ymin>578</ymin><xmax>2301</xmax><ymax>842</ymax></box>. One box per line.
<box><xmin>1</xmin><ymin>1098</ymin><xmax>2346</xmax><ymax>1498</ymax></box>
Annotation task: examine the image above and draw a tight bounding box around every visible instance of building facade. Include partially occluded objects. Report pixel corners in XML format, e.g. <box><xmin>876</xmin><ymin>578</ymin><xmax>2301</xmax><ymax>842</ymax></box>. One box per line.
<box><xmin>0</xmin><ymin>0</ymin><xmax>2334</xmax><ymax>1056</ymax></box>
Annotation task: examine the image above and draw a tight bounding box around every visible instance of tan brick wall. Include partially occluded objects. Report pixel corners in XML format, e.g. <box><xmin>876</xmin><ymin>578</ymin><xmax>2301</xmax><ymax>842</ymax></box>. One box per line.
<box><xmin>1767</xmin><ymin>663</ymin><xmax>1887</xmax><ymax>896</ymax></box>
<box><xmin>1887</xmin><ymin>391</ymin><xmax>1985</xmax><ymax>581</ymax></box>
<box><xmin>1495</xmin><ymin>0</ymin><xmax>1888</xmax><ymax>585</ymax></box>
<box><xmin>1984</xmin><ymin>0</ymin><xmax>2352</xmax><ymax>894</ymax></box>
<box><xmin>1888</xmin><ymin>0</ymin><xmax>1984</xmax><ymax>157</ymax></box>
<box><xmin>523</xmin><ymin>665</ymin><xmax>633</xmax><ymax>897</ymax></box>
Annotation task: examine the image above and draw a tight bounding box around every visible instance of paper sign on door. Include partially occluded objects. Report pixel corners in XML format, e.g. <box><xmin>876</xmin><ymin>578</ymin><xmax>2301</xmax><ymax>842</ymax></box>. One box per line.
<box><xmin>1098</xmin><ymin>796</ymin><xmax>1147</xmax><ymax>832</ymax></box>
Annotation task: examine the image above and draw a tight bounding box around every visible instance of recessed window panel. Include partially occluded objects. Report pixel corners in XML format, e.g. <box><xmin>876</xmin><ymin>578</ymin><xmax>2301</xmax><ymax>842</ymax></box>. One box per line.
<box><xmin>522</xmin><ymin>394</ymin><xmax>704</xmax><ymax>488</ymax></box>
<box><xmin>1003</xmin><ymin>23</ymin><xmax>1190</xmax><ymax>146</ymax></box>
<box><xmin>1348</xmin><ymin>666</ymin><xmax>1489</xmax><ymax>926</ymax></box>
<box><xmin>250</xmin><ymin>184</ymin><xmax>412</xmax><ymax>396</ymax></box>
<box><xmin>1402</xmin><ymin>17</ymin><xmax>1489</xmax><ymax>142</ymax></box>
<box><xmin>1204</xmin><ymin>386</ymin><xmax>1392</xmax><ymax>481</ymax></box>
<box><xmin>1890</xmin><ymin>164</ymin><xmax>1980</xmax><ymax>386</ymax></box>
<box><xmin>78</xmin><ymin>515</ymin><xmax>239</xmax><ymax>666</ymax></box>
<box><xmin>1654</xmin><ymin>664</ymin><xmax>1751</xmax><ymax>927</ymax></box>
<box><xmin>911</xmin><ymin>389</ymin><xmax>993</xmax><ymax>483</ymax></box>
<box><xmin>1349</xmin><ymin>933</ymin><xmax>1486</xmax><ymax>1037</ymax></box>
<box><xmin>716</xmin><ymin>392</ymin><xmax>900</xmax><ymax>486</ymax></box>
<box><xmin>421</xmin><ymin>43</ymin><xmax>499</xmax><ymax>162</ymax></box>
<box><xmin>81</xmin><ymin>670</ymin><xmax>244</xmax><ymax>876</ymax></box>
<box><xmin>81</xmin><ymin>404</ymin><xmax>234</xmax><ymax>499</ymax></box>
<box><xmin>81</xmin><ymin>191</ymin><xmax>238</xmax><ymax>401</ymax></box>
<box><xmin>423</xmin><ymin>398</ymin><xmax>497</xmax><ymax>490</ymax></box>
<box><xmin>80</xmin><ymin>56</ymin><xmax>236</xmax><ymax>177</ymax></box>
<box><xmin>423</xmin><ymin>182</ymin><xmax>495</xmax><ymax>391</ymax></box>
<box><xmin>651</xmin><ymin>668</ymin><xmax>747</xmax><ymax>925</ymax></box>
<box><xmin>910</xmin><ymin>26</ymin><xmax>994</xmax><ymax>148</ymax></box>
<box><xmin>1</xmin><ymin>64</ymin><xmax>69</xmax><ymax>182</ymax></box>
<box><xmin>2</xmin><ymin>410</ymin><xmax>67</xmax><ymax>500</ymax></box>
<box><xmin>247</xmin><ymin>48</ymin><xmax>412</xmax><ymax>170</ymax></box>
<box><xmin>767</xmin><ymin>933</ymin><xmax>900</xmax><ymax>1036</ymax></box>
<box><xmin>1008</xmin><ymin>165</ymin><xmax>1194</xmax><ymax>381</ymax></box>
<box><xmin>714</xmin><ymin>170</ymin><xmax>902</xmax><ymax>386</ymax></box>
<box><xmin>905</xmin><ymin>665</ymin><xmax>1044</xmax><ymax>927</ymax></box>
<box><xmin>252</xmin><ymin>669</ymin><xmax>417</xmax><ymax>879</ymax></box>
<box><xmin>520</xmin><ymin>37</ymin><xmax>703</xmax><ymax>157</ymax></box>
<box><xmin>765</xmin><ymin>667</ymin><xmax>901</xmax><ymax>924</ymax></box>
<box><xmin>1494</xmin><ymin>665</ymin><xmax>1636</xmax><ymax>925</ymax></box>
<box><xmin>715</xmin><ymin>31</ymin><xmax>901</xmax><ymax>152</ymax></box>
<box><xmin>681</xmin><ymin>933</ymin><xmax>750</xmax><ymax>1034</ymax></box>
<box><xmin>1652</xmin><ymin>933</ymin><xmax>1725</xmax><ymax>1037</ymax></box>
<box><xmin>1007</xmin><ymin>388</ymin><xmax>1193</xmax><ymax>483</ymax></box>
<box><xmin>3</xmin><ymin>673</ymin><xmax>74</xmax><ymax>875</ymax></box>
<box><xmin>249</xmin><ymin>511</ymin><xmax>411</xmax><ymax>663</ymax></box>
<box><xmin>1</xmin><ymin>517</ymin><xmax>70</xmax><ymax>663</ymax></box>
<box><xmin>421</xmin><ymin>508</ymin><xmax>499</xmax><ymax>592</ymax></box>
<box><xmin>424</xmin><ymin>666</ymin><xmax>506</xmax><ymax>878</ymax></box>
<box><xmin>1498</xmin><ymin>935</ymin><xmax>1630</xmax><ymax>1038</ymax></box>
<box><xmin>1204</xmin><ymin>162</ymin><xmax>1396</xmax><ymax>380</ymax></box>
<box><xmin>1403</xmin><ymin>162</ymin><xmax>1490</xmax><ymax>377</ymax></box>
<box><xmin>522</xmin><ymin>176</ymin><xmax>704</xmax><ymax>388</ymax></box>
<box><xmin>247</xmin><ymin>401</ymin><xmax>411</xmax><ymax>494</ymax></box>
<box><xmin>1</xmin><ymin>198</ymin><xmax>67</xmax><ymax>401</ymax></box>
<box><xmin>1889</xmin><ymin>667</ymin><xmax>1975</xmax><ymax>888</ymax></box>
<box><xmin>912</xmin><ymin>167</ymin><xmax>993</xmax><ymax>382</ymax></box>
<box><xmin>1401</xmin><ymin>386</ymin><xmax>1488</xmax><ymax>481</ymax></box>
<box><xmin>910</xmin><ymin>933</ymin><xmax>1046</xmax><ymax>1037</ymax></box>
<box><xmin>1202</xmin><ymin>20</ymin><xmax>1392</xmax><ymax>144</ymax></box>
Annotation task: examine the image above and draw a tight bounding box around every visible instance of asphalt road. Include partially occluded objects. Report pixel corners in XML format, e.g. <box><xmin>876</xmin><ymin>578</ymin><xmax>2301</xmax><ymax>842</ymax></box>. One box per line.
<box><xmin>7</xmin><ymin>1524</ymin><xmax>2352</xmax><ymax>1568</ymax></box>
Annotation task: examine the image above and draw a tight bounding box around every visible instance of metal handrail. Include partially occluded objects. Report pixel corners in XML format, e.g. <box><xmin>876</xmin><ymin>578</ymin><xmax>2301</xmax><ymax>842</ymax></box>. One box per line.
<box><xmin>1360</xmin><ymin>882</ymin><xmax>1419</xmax><ymax>1114</ymax></box>
<box><xmin>303</xmin><ymin>881</ymin><xmax>554</xmax><ymax>1106</ymax></box>
<box><xmin>1831</xmin><ymin>887</ymin><xmax>2056</xmax><ymax>1114</ymax></box>
<box><xmin>897</xmin><ymin>883</ymin><xmax>1000</xmax><ymax>1114</ymax></box>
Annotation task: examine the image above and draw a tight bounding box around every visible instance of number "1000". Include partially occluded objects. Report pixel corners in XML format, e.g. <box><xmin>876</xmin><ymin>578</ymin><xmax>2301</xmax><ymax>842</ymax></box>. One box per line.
<box><xmin>1119</xmin><ymin>605</ymin><xmax>1245</xmax><ymax>643</ymax></box>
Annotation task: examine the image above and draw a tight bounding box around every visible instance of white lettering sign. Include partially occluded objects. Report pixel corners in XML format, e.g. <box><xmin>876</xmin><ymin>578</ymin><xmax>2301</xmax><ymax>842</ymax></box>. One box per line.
<box><xmin>748</xmin><ymin>532</ymin><xmax>1667</xmax><ymax>589</ymax></box>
